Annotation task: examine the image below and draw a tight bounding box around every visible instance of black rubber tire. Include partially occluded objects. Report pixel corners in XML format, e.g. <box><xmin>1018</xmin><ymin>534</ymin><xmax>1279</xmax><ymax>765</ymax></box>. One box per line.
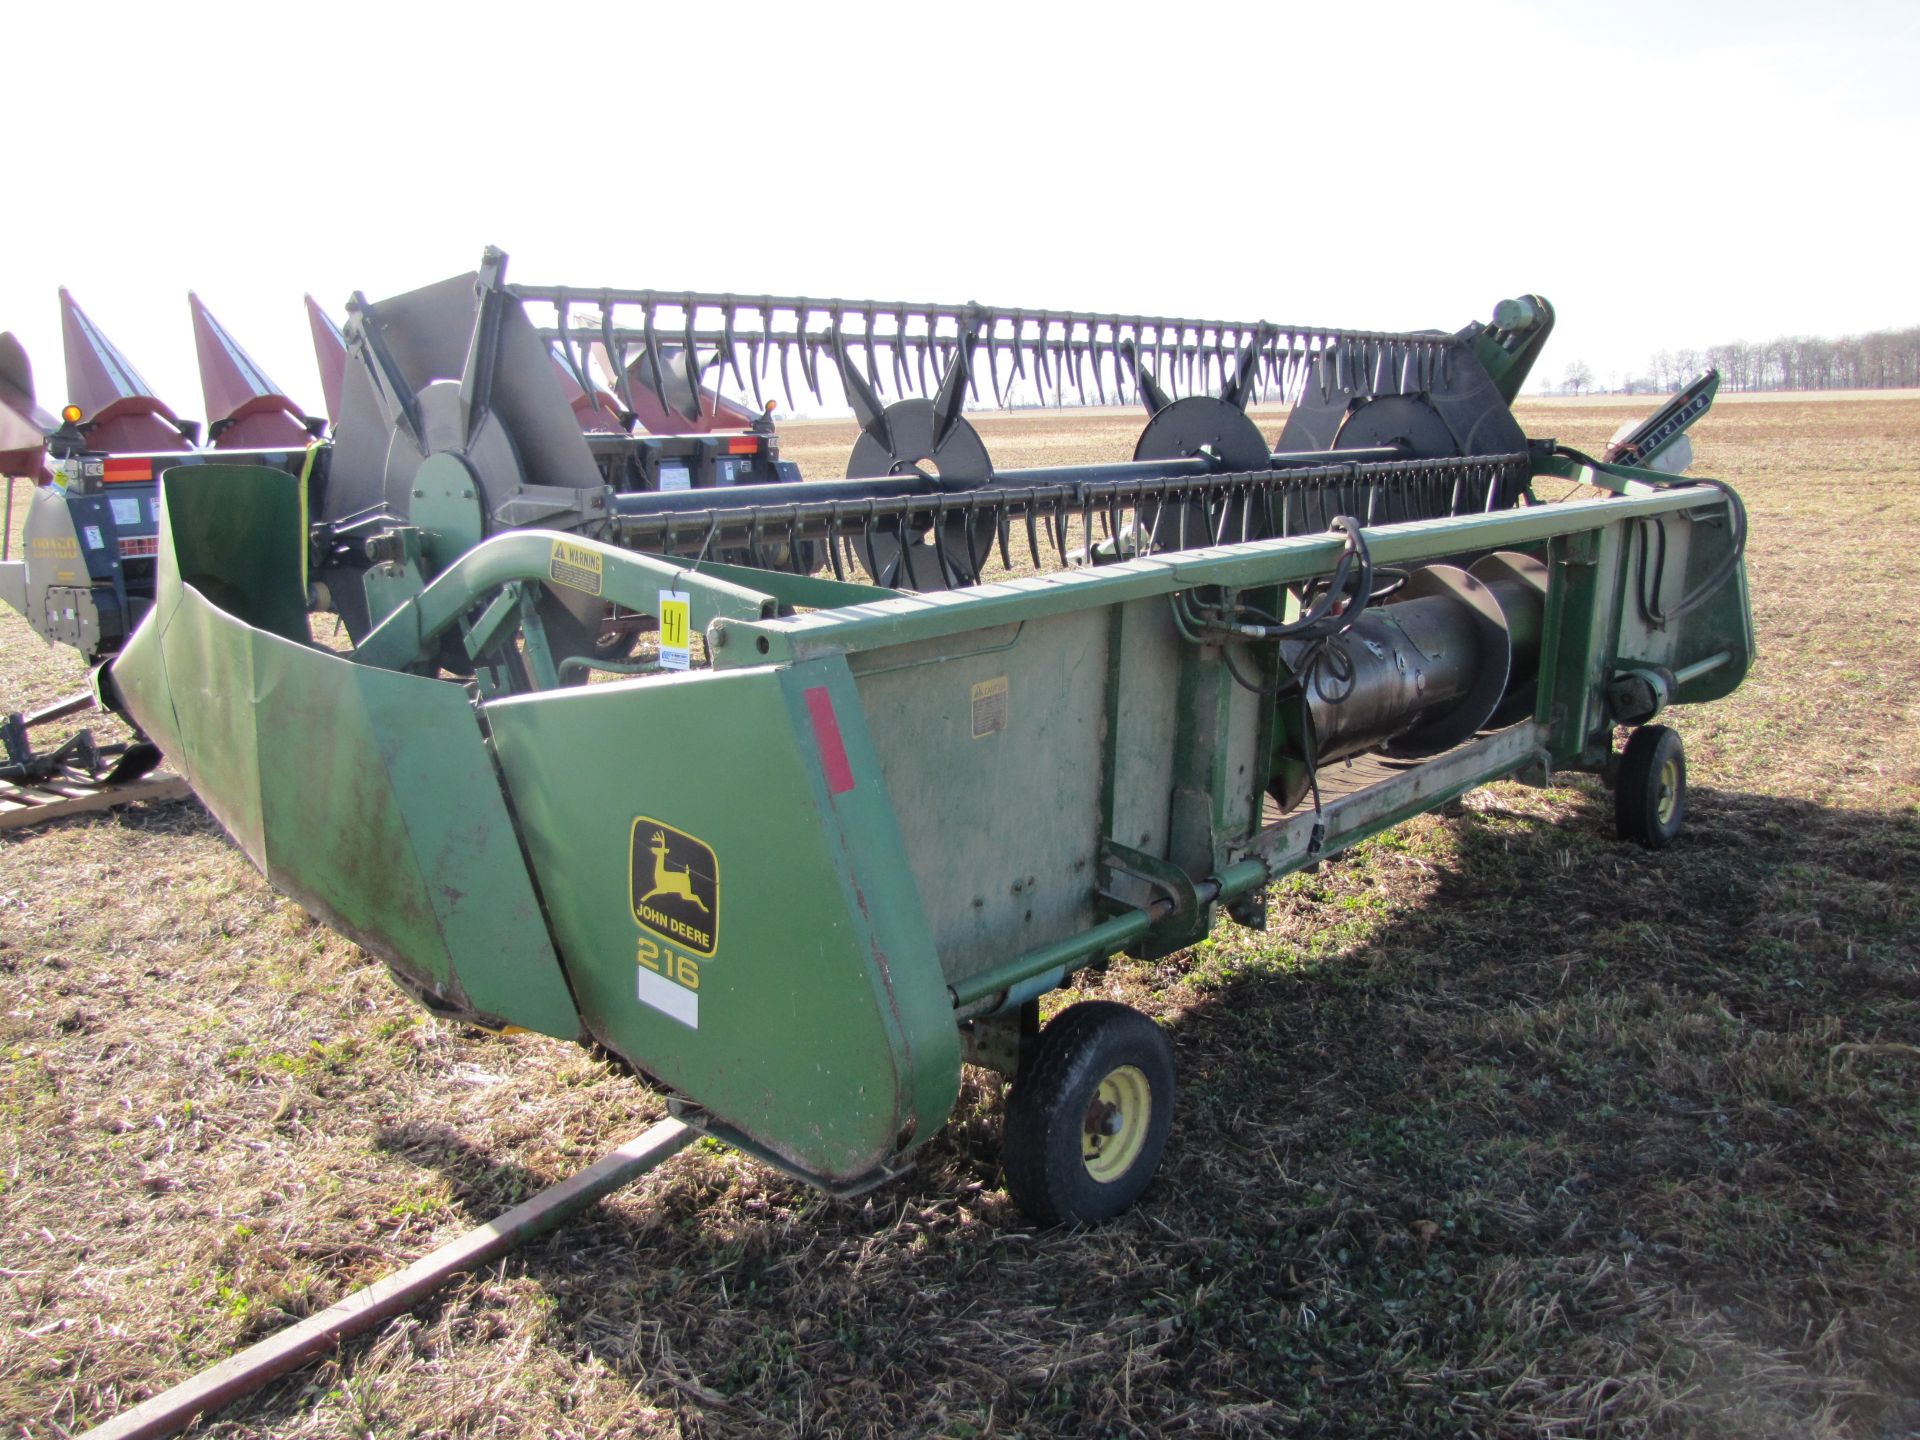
<box><xmin>1002</xmin><ymin>1001</ymin><xmax>1175</xmax><ymax>1226</ymax></box>
<box><xmin>1616</xmin><ymin>724</ymin><xmax>1687</xmax><ymax>849</ymax></box>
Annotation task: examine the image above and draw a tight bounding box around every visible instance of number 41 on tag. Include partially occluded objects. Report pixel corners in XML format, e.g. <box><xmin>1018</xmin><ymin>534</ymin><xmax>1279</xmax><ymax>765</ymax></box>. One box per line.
<box><xmin>658</xmin><ymin>590</ymin><xmax>691</xmax><ymax>670</ymax></box>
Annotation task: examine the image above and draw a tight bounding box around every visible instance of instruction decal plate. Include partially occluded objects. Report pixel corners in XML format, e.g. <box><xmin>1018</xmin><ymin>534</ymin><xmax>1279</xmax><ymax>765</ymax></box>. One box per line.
<box><xmin>971</xmin><ymin>675</ymin><xmax>1009</xmax><ymax>739</ymax></box>
<box><xmin>548</xmin><ymin>538</ymin><xmax>604</xmax><ymax>596</ymax></box>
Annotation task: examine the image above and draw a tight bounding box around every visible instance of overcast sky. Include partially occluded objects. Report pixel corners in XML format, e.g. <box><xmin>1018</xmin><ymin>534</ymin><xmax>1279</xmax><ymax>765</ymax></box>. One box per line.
<box><xmin>5</xmin><ymin>0</ymin><xmax>1915</xmax><ymax>422</ymax></box>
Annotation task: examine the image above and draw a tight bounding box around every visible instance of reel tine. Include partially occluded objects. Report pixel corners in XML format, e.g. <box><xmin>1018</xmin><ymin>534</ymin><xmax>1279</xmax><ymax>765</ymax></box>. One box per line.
<box><xmin>931</xmin><ymin>502</ymin><xmax>960</xmax><ymax>589</ymax></box>
<box><xmin>1089</xmin><ymin>327</ymin><xmax>1108</xmax><ymax>406</ymax></box>
<box><xmin>986</xmin><ymin>316</ymin><xmax>1006</xmax><ymax>407</ymax></box>
<box><xmin>827</xmin><ymin>527</ymin><xmax>846</xmax><ymax>581</ymax></box>
<box><xmin>995</xmin><ymin>499</ymin><xmax>1012</xmax><ymax>572</ymax></box>
<box><xmin>785</xmin><ymin>511</ymin><xmax>805</xmax><ymax>574</ymax></box>
<box><xmin>1023</xmin><ymin>502</ymin><xmax>1040</xmax><ymax>570</ymax></box>
<box><xmin>860</xmin><ymin>505</ymin><xmax>886</xmax><ymax>588</ymax></box>
<box><xmin>746</xmin><ymin>334</ymin><xmax>766</xmax><ymax>411</ymax></box>
<box><xmin>778</xmin><ymin>333</ymin><xmax>798</xmax><ymax>413</ymax></box>
<box><xmin>897</xmin><ymin>511</ymin><xmax>925</xmax><ymax>590</ymax></box>
<box><xmin>892</xmin><ymin>307</ymin><xmax>910</xmax><ymax>396</ymax></box>
<box><xmin>914</xmin><ymin>314</ymin><xmax>933</xmax><ymax>395</ymax></box>
<box><xmin>863</xmin><ymin>305</ymin><xmax>885</xmax><ymax>398</ymax></box>
<box><xmin>642</xmin><ymin>301</ymin><xmax>673</xmax><ymax>417</ymax></box>
<box><xmin>720</xmin><ymin>297</ymin><xmax>745</xmax><ymax>395</ymax></box>
<box><xmin>600</xmin><ymin>304</ymin><xmax>638</xmax><ymax>417</ymax></box>
<box><xmin>795</xmin><ymin>301</ymin><xmax>824</xmax><ymax>404</ymax></box>
<box><xmin>1051</xmin><ymin>504</ymin><xmax>1069</xmax><ymax>569</ymax></box>
<box><xmin>681</xmin><ymin>304</ymin><xmax>704</xmax><ymax>421</ymax></box>
<box><xmin>962</xmin><ymin>496</ymin><xmax>985</xmax><ymax>582</ymax></box>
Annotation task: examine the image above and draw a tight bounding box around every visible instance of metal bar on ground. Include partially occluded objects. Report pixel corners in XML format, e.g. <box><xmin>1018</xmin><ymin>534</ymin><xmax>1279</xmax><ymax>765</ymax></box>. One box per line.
<box><xmin>81</xmin><ymin>1118</ymin><xmax>695</xmax><ymax>1440</ymax></box>
<box><xmin>0</xmin><ymin>773</ymin><xmax>190</xmax><ymax>831</ymax></box>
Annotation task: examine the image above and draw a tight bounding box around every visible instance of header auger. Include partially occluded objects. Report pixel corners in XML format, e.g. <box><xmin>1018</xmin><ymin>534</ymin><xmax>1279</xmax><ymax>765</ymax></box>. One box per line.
<box><xmin>10</xmin><ymin>247</ymin><xmax>1747</xmax><ymax>1225</ymax></box>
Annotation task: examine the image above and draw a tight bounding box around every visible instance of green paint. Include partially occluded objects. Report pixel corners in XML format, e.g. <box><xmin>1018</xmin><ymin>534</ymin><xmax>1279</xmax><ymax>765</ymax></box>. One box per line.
<box><xmin>108</xmin><ymin>456</ymin><xmax>1755</xmax><ymax>1194</ymax></box>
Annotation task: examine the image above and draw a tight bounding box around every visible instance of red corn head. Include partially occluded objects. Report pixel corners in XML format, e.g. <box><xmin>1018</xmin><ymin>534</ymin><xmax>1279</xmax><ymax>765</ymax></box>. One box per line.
<box><xmin>59</xmin><ymin>288</ymin><xmax>195</xmax><ymax>453</ymax></box>
<box><xmin>190</xmin><ymin>293</ymin><xmax>315</xmax><ymax>449</ymax></box>
<box><xmin>305</xmin><ymin>294</ymin><xmax>346</xmax><ymax>428</ymax></box>
<box><xmin>0</xmin><ymin>332</ymin><xmax>55</xmax><ymax>481</ymax></box>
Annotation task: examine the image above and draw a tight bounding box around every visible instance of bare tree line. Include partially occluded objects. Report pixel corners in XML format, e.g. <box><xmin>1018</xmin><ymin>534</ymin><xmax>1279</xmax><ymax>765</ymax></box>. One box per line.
<box><xmin>1643</xmin><ymin>324</ymin><xmax>1920</xmax><ymax>393</ymax></box>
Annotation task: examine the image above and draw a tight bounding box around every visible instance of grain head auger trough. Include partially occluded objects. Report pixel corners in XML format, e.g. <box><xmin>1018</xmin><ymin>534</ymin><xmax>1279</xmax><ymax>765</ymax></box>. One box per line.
<box><xmin>100</xmin><ymin>251</ymin><xmax>1752</xmax><ymax>1224</ymax></box>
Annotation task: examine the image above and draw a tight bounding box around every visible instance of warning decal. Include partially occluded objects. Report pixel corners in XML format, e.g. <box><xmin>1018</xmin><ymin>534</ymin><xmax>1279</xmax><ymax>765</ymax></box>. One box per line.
<box><xmin>630</xmin><ymin>817</ymin><xmax>719</xmax><ymax>956</ymax></box>
<box><xmin>548</xmin><ymin>538</ymin><xmax>604</xmax><ymax>596</ymax></box>
<box><xmin>971</xmin><ymin>676</ymin><xmax>1009</xmax><ymax>739</ymax></box>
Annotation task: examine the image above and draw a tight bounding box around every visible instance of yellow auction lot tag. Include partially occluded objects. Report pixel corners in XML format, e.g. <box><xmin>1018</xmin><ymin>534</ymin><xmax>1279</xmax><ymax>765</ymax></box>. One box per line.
<box><xmin>659</xmin><ymin>590</ymin><xmax>691</xmax><ymax>670</ymax></box>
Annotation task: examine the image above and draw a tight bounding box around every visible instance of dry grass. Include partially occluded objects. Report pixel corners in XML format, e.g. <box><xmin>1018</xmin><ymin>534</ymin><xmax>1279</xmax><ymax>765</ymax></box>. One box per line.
<box><xmin>2</xmin><ymin>395</ymin><xmax>1917</xmax><ymax>1438</ymax></box>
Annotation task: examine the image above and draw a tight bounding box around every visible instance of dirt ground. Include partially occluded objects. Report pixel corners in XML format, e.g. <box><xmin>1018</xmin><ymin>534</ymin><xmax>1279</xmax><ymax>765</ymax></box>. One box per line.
<box><xmin>2</xmin><ymin>394</ymin><xmax>1916</xmax><ymax>1438</ymax></box>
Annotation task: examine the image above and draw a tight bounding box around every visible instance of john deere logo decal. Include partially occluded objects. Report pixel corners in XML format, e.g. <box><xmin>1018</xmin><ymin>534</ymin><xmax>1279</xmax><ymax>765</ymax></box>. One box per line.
<box><xmin>630</xmin><ymin>818</ymin><xmax>718</xmax><ymax>956</ymax></box>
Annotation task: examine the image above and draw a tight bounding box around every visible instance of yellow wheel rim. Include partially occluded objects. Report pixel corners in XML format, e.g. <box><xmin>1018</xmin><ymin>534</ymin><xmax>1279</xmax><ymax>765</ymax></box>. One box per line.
<box><xmin>1656</xmin><ymin>757</ymin><xmax>1679</xmax><ymax>826</ymax></box>
<box><xmin>1082</xmin><ymin>1064</ymin><xmax>1152</xmax><ymax>1183</ymax></box>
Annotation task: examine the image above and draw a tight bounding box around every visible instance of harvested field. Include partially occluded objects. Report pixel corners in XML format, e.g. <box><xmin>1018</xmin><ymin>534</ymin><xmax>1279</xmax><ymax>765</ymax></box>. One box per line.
<box><xmin>2</xmin><ymin>394</ymin><xmax>1917</xmax><ymax>1438</ymax></box>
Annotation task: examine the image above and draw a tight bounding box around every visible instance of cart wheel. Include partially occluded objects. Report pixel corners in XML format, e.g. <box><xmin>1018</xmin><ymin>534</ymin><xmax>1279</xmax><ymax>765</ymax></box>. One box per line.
<box><xmin>1002</xmin><ymin>1001</ymin><xmax>1174</xmax><ymax>1225</ymax></box>
<box><xmin>1616</xmin><ymin>724</ymin><xmax>1687</xmax><ymax>849</ymax></box>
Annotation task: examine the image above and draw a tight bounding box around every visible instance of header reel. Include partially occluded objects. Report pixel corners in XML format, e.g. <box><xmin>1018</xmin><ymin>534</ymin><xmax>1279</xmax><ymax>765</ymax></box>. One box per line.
<box><xmin>283</xmin><ymin>250</ymin><xmax>1564</xmax><ymax>672</ymax></box>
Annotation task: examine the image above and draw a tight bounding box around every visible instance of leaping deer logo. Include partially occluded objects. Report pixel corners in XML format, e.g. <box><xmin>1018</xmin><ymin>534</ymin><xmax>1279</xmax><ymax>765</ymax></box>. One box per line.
<box><xmin>639</xmin><ymin>830</ymin><xmax>709</xmax><ymax>914</ymax></box>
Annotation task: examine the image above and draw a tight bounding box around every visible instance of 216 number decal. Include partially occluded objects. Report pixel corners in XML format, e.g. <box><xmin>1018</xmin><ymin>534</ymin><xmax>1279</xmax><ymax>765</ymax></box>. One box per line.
<box><xmin>636</xmin><ymin>937</ymin><xmax>700</xmax><ymax>991</ymax></box>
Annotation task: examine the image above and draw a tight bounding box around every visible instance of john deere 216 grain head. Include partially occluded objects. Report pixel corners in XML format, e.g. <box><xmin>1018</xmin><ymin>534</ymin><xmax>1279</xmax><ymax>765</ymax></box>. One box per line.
<box><xmin>100</xmin><ymin>249</ymin><xmax>1748</xmax><ymax>1223</ymax></box>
